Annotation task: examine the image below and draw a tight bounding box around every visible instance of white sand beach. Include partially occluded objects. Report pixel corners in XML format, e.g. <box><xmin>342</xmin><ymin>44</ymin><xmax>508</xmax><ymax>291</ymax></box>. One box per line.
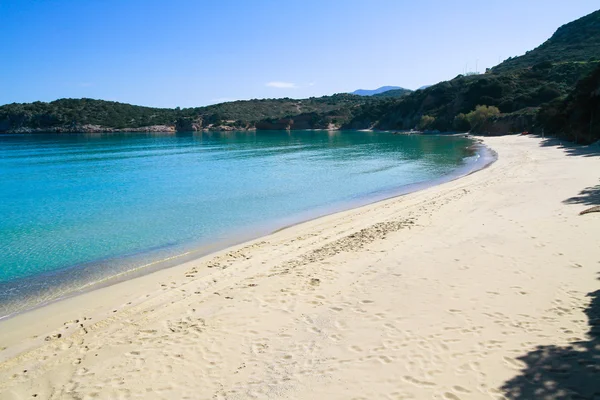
<box><xmin>0</xmin><ymin>135</ymin><xmax>598</xmax><ymax>399</ymax></box>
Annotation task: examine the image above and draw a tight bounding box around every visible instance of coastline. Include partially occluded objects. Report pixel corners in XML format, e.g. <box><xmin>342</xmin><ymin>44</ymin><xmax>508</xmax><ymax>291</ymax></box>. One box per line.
<box><xmin>0</xmin><ymin>135</ymin><xmax>491</xmax><ymax>320</ymax></box>
<box><xmin>0</xmin><ymin>135</ymin><xmax>598</xmax><ymax>398</ymax></box>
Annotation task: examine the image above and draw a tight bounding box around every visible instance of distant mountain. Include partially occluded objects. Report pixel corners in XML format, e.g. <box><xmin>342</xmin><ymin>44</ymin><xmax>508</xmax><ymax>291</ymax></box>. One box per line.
<box><xmin>351</xmin><ymin>86</ymin><xmax>409</xmax><ymax>96</ymax></box>
<box><xmin>417</xmin><ymin>85</ymin><xmax>432</xmax><ymax>90</ymax></box>
<box><xmin>372</xmin><ymin>88</ymin><xmax>413</xmax><ymax>98</ymax></box>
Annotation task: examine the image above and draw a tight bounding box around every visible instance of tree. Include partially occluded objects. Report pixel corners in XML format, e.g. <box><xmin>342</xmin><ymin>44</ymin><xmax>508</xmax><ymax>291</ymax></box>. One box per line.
<box><xmin>417</xmin><ymin>115</ymin><xmax>436</xmax><ymax>131</ymax></box>
<box><xmin>453</xmin><ymin>113</ymin><xmax>471</xmax><ymax>131</ymax></box>
<box><xmin>466</xmin><ymin>105</ymin><xmax>500</xmax><ymax>133</ymax></box>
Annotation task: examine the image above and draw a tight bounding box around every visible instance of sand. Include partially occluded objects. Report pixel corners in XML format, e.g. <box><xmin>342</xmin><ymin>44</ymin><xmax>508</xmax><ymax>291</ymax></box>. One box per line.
<box><xmin>0</xmin><ymin>135</ymin><xmax>598</xmax><ymax>399</ymax></box>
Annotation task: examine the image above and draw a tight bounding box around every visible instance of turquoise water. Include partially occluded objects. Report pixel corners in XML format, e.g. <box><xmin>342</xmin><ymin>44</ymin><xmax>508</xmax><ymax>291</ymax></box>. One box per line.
<box><xmin>0</xmin><ymin>131</ymin><xmax>483</xmax><ymax>316</ymax></box>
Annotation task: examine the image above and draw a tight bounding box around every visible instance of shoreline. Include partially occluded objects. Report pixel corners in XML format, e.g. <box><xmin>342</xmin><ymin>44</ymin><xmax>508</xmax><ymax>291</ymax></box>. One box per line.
<box><xmin>0</xmin><ymin>136</ymin><xmax>493</xmax><ymax>320</ymax></box>
<box><xmin>0</xmin><ymin>135</ymin><xmax>598</xmax><ymax>399</ymax></box>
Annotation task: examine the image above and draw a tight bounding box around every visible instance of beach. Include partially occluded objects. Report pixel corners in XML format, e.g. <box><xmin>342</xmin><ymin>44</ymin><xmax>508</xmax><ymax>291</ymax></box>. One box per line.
<box><xmin>0</xmin><ymin>134</ymin><xmax>598</xmax><ymax>399</ymax></box>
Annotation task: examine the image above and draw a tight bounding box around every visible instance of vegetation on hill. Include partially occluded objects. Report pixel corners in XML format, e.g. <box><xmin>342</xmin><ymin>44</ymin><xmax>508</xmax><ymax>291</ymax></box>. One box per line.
<box><xmin>184</xmin><ymin>94</ymin><xmax>367</xmax><ymax>126</ymax></box>
<box><xmin>491</xmin><ymin>10</ymin><xmax>600</xmax><ymax>74</ymax></box>
<box><xmin>0</xmin><ymin>99</ymin><xmax>176</xmax><ymax>131</ymax></box>
<box><xmin>0</xmin><ymin>94</ymin><xmax>371</xmax><ymax>133</ymax></box>
<box><xmin>341</xmin><ymin>9</ymin><xmax>600</xmax><ymax>140</ymax></box>
<box><xmin>344</xmin><ymin>61</ymin><xmax>598</xmax><ymax>132</ymax></box>
<box><xmin>538</xmin><ymin>63</ymin><xmax>600</xmax><ymax>143</ymax></box>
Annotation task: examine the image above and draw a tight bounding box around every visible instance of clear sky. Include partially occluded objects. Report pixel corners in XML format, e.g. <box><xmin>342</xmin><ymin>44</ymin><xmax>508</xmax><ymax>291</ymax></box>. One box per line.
<box><xmin>1</xmin><ymin>0</ymin><xmax>598</xmax><ymax>108</ymax></box>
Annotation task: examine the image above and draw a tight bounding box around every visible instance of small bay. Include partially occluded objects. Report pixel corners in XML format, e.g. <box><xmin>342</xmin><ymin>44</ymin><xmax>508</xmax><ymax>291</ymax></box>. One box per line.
<box><xmin>0</xmin><ymin>130</ymin><xmax>484</xmax><ymax>316</ymax></box>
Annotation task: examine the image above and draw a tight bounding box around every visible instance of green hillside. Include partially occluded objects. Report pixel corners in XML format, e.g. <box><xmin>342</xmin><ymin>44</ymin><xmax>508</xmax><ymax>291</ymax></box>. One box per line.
<box><xmin>345</xmin><ymin>61</ymin><xmax>599</xmax><ymax>131</ymax></box>
<box><xmin>0</xmin><ymin>94</ymin><xmax>370</xmax><ymax>133</ymax></box>
<box><xmin>0</xmin><ymin>99</ymin><xmax>175</xmax><ymax>131</ymax></box>
<box><xmin>492</xmin><ymin>10</ymin><xmax>600</xmax><ymax>73</ymax></box>
<box><xmin>342</xmin><ymin>9</ymin><xmax>600</xmax><ymax>141</ymax></box>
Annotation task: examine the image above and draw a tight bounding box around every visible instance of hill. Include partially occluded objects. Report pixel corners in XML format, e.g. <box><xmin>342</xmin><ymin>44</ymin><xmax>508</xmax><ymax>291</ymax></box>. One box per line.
<box><xmin>342</xmin><ymin>9</ymin><xmax>600</xmax><ymax>141</ymax></box>
<box><xmin>0</xmin><ymin>88</ymin><xmax>411</xmax><ymax>133</ymax></box>
<box><xmin>492</xmin><ymin>10</ymin><xmax>600</xmax><ymax>74</ymax></box>
<box><xmin>351</xmin><ymin>86</ymin><xmax>410</xmax><ymax>96</ymax></box>
<box><xmin>345</xmin><ymin>61</ymin><xmax>598</xmax><ymax>131</ymax></box>
<box><xmin>0</xmin><ymin>94</ymin><xmax>372</xmax><ymax>133</ymax></box>
<box><xmin>0</xmin><ymin>99</ymin><xmax>176</xmax><ymax>132</ymax></box>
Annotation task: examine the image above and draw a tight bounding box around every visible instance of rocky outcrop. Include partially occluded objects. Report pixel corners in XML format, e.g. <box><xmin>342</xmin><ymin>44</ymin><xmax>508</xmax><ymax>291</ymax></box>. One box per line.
<box><xmin>125</xmin><ymin>125</ymin><xmax>176</xmax><ymax>133</ymax></box>
<box><xmin>6</xmin><ymin>124</ymin><xmax>176</xmax><ymax>134</ymax></box>
<box><xmin>175</xmin><ymin>118</ymin><xmax>203</xmax><ymax>132</ymax></box>
<box><xmin>254</xmin><ymin>119</ymin><xmax>292</xmax><ymax>130</ymax></box>
<box><xmin>254</xmin><ymin>113</ymin><xmax>340</xmax><ymax>131</ymax></box>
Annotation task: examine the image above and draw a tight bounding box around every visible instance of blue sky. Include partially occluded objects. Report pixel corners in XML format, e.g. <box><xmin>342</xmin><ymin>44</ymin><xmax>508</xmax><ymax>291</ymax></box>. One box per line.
<box><xmin>1</xmin><ymin>0</ymin><xmax>598</xmax><ymax>108</ymax></box>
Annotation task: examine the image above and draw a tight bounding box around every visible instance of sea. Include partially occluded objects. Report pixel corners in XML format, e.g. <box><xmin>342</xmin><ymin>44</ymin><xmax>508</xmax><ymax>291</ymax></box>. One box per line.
<box><xmin>0</xmin><ymin>130</ymin><xmax>493</xmax><ymax>317</ymax></box>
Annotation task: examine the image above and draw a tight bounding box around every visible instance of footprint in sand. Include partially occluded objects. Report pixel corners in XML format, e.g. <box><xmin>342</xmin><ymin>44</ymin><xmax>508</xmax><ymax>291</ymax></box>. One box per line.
<box><xmin>443</xmin><ymin>393</ymin><xmax>462</xmax><ymax>400</ymax></box>
<box><xmin>402</xmin><ymin>376</ymin><xmax>436</xmax><ymax>387</ymax></box>
<box><xmin>44</xmin><ymin>333</ymin><xmax>62</xmax><ymax>341</ymax></box>
<box><xmin>378</xmin><ymin>355</ymin><xmax>393</xmax><ymax>364</ymax></box>
<box><xmin>453</xmin><ymin>386</ymin><xmax>471</xmax><ymax>393</ymax></box>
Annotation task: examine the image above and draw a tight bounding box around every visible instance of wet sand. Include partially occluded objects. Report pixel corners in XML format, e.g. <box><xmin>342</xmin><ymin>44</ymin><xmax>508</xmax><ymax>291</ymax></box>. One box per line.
<box><xmin>0</xmin><ymin>135</ymin><xmax>598</xmax><ymax>399</ymax></box>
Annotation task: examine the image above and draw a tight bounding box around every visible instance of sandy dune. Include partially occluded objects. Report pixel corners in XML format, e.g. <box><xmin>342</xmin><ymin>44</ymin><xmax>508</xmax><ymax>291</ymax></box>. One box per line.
<box><xmin>0</xmin><ymin>135</ymin><xmax>598</xmax><ymax>399</ymax></box>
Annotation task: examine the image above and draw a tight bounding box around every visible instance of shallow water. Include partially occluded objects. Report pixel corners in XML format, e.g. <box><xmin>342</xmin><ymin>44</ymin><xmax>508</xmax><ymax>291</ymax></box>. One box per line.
<box><xmin>0</xmin><ymin>130</ymin><xmax>480</xmax><ymax>316</ymax></box>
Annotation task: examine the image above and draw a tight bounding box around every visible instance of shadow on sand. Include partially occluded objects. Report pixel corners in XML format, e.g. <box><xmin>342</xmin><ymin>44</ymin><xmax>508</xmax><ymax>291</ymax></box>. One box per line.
<box><xmin>563</xmin><ymin>183</ymin><xmax>600</xmax><ymax>208</ymax></box>
<box><xmin>501</xmin><ymin>276</ymin><xmax>600</xmax><ymax>399</ymax></box>
<box><xmin>500</xmin><ymin>135</ymin><xmax>600</xmax><ymax>398</ymax></box>
<box><xmin>537</xmin><ymin>136</ymin><xmax>600</xmax><ymax>158</ymax></box>
<box><xmin>541</xmin><ymin>135</ymin><xmax>600</xmax><ymax>214</ymax></box>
